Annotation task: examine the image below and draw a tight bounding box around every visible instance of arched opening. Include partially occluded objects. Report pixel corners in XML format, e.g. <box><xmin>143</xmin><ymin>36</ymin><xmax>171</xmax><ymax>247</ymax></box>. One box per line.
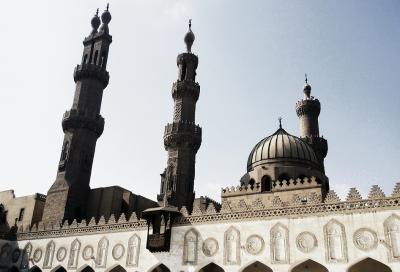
<box><xmin>93</xmin><ymin>50</ymin><xmax>99</xmax><ymax>65</ymax></box>
<box><xmin>8</xmin><ymin>267</ymin><xmax>20</xmax><ymax>272</ymax></box>
<box><xmin>150</xmin><ymin>264</ymin><xmax>170</xmax><ymax>272</ymax></box>
<box><xmin>242</xmin><ymin>261</ymin><xmax>272</xmax><ymax>272</ymax></box>
<box><xmin>198</xmin><ymin>262</ymin><xmax>225</xmax><ymax>272</ymax></box>
<box><xmin>348</xmin><ymin>257</ymin><xmax>391</xmax><ymax>272</ymax></box>
<box><xmin>52</xmin><ymin>267</ymin><xmax>67</xmax><ymax>272</ymax></box>
<box><xmin>291</xmin><ymin>259</ymin><xmax>328</xmax><ymax>272</ymax></box>
<box><xmin>29</xmin><ymin>267</ymin><xmax>42</xmax><ymax>272</ymax></box>
<box><xmin>108</xmin><ymin>265</ymin><xmax>127</xmax><ymax>272</ymax></box>
<box><xmin>78</xmin><ymin>266</ymin><xmax>95</xmax><ymax>272</ymax></box>
<box><xmin>261</xmin><ymin>175</ymin><xmax>272</xmax><ymax>192</ymax></box>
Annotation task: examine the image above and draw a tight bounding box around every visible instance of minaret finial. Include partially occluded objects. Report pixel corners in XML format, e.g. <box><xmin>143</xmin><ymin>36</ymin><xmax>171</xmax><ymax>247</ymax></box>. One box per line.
<box><xmin>106</xmin><ymin>3</ymin><xmax>109</xmax><ymax>11</ymax></box>
<box><xmin>278</xmin><ymin>117</ymin><xmax>283</xmax><ymax>129</ymax></box>
<box><xmin>184</xmin><ymin>19</ymin><xmax>195</xmax><ymax>53</ymax></box>
<box><xmin>303</xmin><ymin>73</ymin><xmax>311</xmax><ymax>99</ymax></box>
<box><xmin>305</xmin><ymin>73</ymin><xmax>308</xmax><ymax>84</ymax></box>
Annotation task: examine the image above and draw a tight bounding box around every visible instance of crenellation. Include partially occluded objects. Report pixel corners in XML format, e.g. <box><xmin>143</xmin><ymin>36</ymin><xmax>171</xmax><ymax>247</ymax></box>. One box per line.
<box><xmin>324</xmin><ymin>190</ymin><xmax>341</xmax><ymax>203</ymax></box>
<box><xmin>346</xmin><ymin>187</ymin><xmax>363</xmax><ymax>201</ymax></box>
<box><xmin>368</xmin><ymin>185</ymin><xmax>386</xmax><ymax>199</ymax></box>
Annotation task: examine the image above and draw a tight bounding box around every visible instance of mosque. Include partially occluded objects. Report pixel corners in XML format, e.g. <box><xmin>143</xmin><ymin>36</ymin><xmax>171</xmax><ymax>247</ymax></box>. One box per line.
<box><xmin>0</xmin><ymin>6</ymin><xmax>399</xmax><ymax>272</ymax></box>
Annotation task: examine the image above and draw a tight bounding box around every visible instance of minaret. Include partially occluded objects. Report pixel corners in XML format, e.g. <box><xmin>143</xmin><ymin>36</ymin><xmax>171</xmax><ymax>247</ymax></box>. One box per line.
<box><xmin>42</xmin><ymin>6</ymin><xmax>112</xmax><ymax>224</ymax></box>
<box><xmin>158</xmin><ymin>20</ymin><xmax>202</xmax><ymax>212</ymax></box>
<box><xmin>295</xmin><ymin>76</ymin><xmax>328</xmax><ymax>171</ymax></box>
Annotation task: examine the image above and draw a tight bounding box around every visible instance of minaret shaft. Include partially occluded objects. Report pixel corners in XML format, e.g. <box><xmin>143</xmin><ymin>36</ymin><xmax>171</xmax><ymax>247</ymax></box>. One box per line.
<box><xmin>42</xmin><ymin>8</ymin><xmax>112</xmax><ymax>224</ymax></box>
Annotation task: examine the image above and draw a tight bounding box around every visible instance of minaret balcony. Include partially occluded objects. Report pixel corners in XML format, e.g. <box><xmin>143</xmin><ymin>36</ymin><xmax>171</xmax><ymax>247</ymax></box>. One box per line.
<box><xmin>296</xmin><ymin>99</ymin><xmax>321</xmax><ymax>117</ymax></box>
<box><xmin>172</xmin><ymin>80</ymin><xmax>200</xmax><ymax>101</ymax></box>
<box><xmin>164</xmin><ymin>121</ymin><xmax>202</xmax><ymax>151</ymax></box>
<box><xmin>74</xmin><ymin>64</ymin><xmax>110</xmax><ymax>88</ymax></box>
<box><xmin>62</xmin><ymin>109</ymin><xmax>104</xmax><ymax>136</ymax></box>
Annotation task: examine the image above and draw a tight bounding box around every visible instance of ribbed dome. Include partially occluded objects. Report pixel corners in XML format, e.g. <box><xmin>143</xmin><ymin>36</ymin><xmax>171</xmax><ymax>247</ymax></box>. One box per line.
<box><xmin>247</xmin><ymin>128</ymin><xmax>318</xmax><ymax>171</ymax></box>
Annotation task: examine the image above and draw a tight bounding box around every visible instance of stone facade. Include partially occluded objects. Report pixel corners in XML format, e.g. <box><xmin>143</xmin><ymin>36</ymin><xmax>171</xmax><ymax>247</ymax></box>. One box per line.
<box><xmin>0</xmin><ymin>6</ymin><xmax>398</xmax><ymax>272</ymax></box>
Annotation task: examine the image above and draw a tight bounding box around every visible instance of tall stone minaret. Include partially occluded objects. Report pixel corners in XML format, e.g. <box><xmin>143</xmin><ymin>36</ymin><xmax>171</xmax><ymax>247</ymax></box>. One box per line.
<box><xmin>42</xmin><ymin>6</ymin><xmax>112</xmax><ymax>224</ymax></box>
<box><xmin>295</xmin><ymin>76</ymin><xmax>328</xmax><ymax>172</ymax></box>
<box><xmin>158</xmin><ymin>20</ymin><xmax>202</xmax><ymax>212</ymax></box>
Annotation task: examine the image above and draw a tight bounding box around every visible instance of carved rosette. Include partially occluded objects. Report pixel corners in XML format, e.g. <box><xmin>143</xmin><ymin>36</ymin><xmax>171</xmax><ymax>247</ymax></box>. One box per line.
<box><xmin>296</xmin><ymin>232</ymin><xmax>317</xmax><ymax>253</ymax></box>
<box><xmin>33</xmin><ymin>248</ymin><xmax>43</xmax><ymax>263</ymax></box>
<box><xmin>245</xmin><ymin>235</ymin><xmax>264</xmax><ymax>255</ymax></box>
<box><xmin>56</xmin><ymin>247</ymin><xmax>67</xmax><ymax>262</ymax></box>
<box><xmin>82</xmin><ymin>245</ymin><xmax>94</xmax><ymax>260</ymax></box>
<box><xmin>353</xmin><ymin>228</ymin><xmax>378</xmax><ymax>251</ymax></box>
<box><xmin>112</xmin><ymin>244</ymin><xmax>125</xmax><ymax>260</ymax></box>
<box><xmin>202</xmin><ymin>238</ymin><xmax>219</xmax><ymax>257</ymax></box>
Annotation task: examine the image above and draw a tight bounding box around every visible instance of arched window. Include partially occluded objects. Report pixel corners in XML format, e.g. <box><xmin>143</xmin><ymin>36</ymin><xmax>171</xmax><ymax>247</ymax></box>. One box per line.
<box><xmin>108</xmin><ymin>265</ymin><xmax>127</xmax><ymax>272</ymax></box>
<box><xmin>150</xmin><ymin>264</ymin><xmax>170</xmax><ymax>272</ymax></box>
<box><xmin>93</xmin><ymin>50</ymin><xmax>99</xmax><ymax>65</ymax></box>
<box><xmin>199</xmin><ymin>263</ymin><xmax>224</xmax><ymax>272</ymax></box>
<box><xmin>29</xmin><ymin>266</ymin><xmax>42</xmax><ymax>272</ymax></box>
<box><xmin>242</xmin><ymin>261</ymin><xmax>272</xmax><ymax>272</ymax></box>
<box><xmin>53</xmin><ymin>267</ymin><xmax>67</xmax><ymax>272</ymax></box>
<box><xmin>348</xmin><ymin>257</ymin><xmax>391</xmax><ymax>272</ymax></box>
<box><xmin>261</xmin><ymin>175</ymin><xmax>272</xmax><ymax>192</ymax></box>
<box><xmin>78</xmin><ymin>266</ymin><xmax>95</xmax><ymax>272</ymax></box>
<box><xmin>291</xmin><ymin>259</ymin><xmax>328</xmax><ymax>272</ymax></box>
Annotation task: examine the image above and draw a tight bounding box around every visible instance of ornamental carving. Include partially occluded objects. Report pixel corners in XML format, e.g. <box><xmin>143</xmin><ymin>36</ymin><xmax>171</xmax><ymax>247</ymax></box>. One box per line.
<box><xmin>112</xmin><ymin>244</ymin><xmax>125</xmax><ymax>260</ymax></box>
<box><xmin>324</xmin><ymin>219</ymin><xmax>348</xmax><ymax>263</ymax></box>
<box><xmin>224</xmin><ymin>226</ymin><xmax>241</xmax><ymax>265</ymax></box>
<box><xmin>384</xmin><ymin>214</ymin><xmax>400</xmax><ymax>261</ymax></box>
<box><xmin>82</xmin><ymin>245</ymin><xmax>94</xmax><ymax>261</ymax></box>
<box><xmin>296</xmin><ymin>232</ymin><xmax>317</xmax><ymax>253</ymax></box>
<box><xmin>68</xmin><ymin>239</ymin><xmax>81</xmax><ymax>269</ymax></box>
<box><xmin>56</xmin><ymin>247</ymin><xmax>67</xmax><ymax>262</ymax></box>
<box><xmin>96</xmin><ymin>237</ymin><xmax>109</xmax><ymax>268</ymax></box>
<box><xmin>126</xmin><ymin>234</ymin><xmax>140</xmax><ymax>267</ymax></box>
<box><xmin>245</xmin><ymin>235</ymin><xmax>264</xmax><ymax>255</ymax></box>
<box><xmin>202</xmin><ymin>238</ymin><xmax>219</xmax><ymax>257</ymax></box>
<box><xmin>353</xmin><ymin>228</ymin><xmax>378</xmax><ymax>251</ymax></box>
<box><xmin>183</xmin><ymin>228</ymin><xmax>199</xmax><ymax>265</ymax></box>
<box><xmin>271</xmin><ymin>223</ymin><xmax>289</xmax><ymax>264</ymax></box>
<box><xmin>33</xmin><ymin>248</ymin><xmax>42</xmax><ymax>263</ymax></box>
<box><xmin>43</xmin><ymin>240</ymin><xmax>55</xmax><ymax>268</ymax></box>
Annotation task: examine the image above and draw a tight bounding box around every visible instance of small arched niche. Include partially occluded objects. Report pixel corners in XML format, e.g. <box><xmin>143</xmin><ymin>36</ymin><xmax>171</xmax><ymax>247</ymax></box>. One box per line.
<box><xmin>348</xmin><ymin>257</ymin><xmax>391</xmax><ymax>272</ymax></box>
<box><xmin>291</xmin><ymin>259</ymin><xmax>328</xmax><ymax>272</ymax></box>
<box><xmin>261</xmin><ymin>175</ymin><xmax>272</xmax><ymax>192</ymax></box>
<box><xmin>51</xmin><ymin>266</ymin><xmax>67</xmax><ymax>272</ymax></box>
<box><xmin>77</xmin><ymin>265</ymin><xmax>95</xmax><ymax>272</ymax></box>
<box><xmin>242</xmin><ymin>261</ymin><xmax>272</xmax><ymax>272</ymax></box>
<box><xmin>150</xmin><ymin>264</ymin><xmax>170</xmax><ymax>272</ymax></box>
<box><xmin>198</xmin><ymin>262</ymin><xmax>225</xmax><ymax>272</ymax></box>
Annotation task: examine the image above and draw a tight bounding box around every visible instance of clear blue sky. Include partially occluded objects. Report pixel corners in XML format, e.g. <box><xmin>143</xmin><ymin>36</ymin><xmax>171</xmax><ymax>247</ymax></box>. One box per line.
<box><xmin>0</xmin><ymin>0</ymin><xmax>399</xmax><ymax>201</ymax></box>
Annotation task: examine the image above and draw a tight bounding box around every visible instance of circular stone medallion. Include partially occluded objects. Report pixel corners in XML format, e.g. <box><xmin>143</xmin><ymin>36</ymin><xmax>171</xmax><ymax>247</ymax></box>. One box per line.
<box><xmin>202</xmin><ymin>238</ymin><xmax>219</xmax><ymax>257</ymax></box>
<box><xmin>82</xmin><ymin>245</ymin><xmax>94</xmax><ymax>260</ymax></box>
<box><xmin>33</xmin><ymin>248</ymin><xmax>42</xmax><ymax>262</ymax></box>
<box><xmin>56</xmin><ymin>247</ymin><xmax>67</xmax><ymax>262</ymax></box>
<box><xmin>353</xmin><ymin>228</ymin><xmax>378</xmax><ymax>251</ymax></box>
<box><xmin>245</xmin><ymin>235</ymin><xmax>265</xmax><ymax>255</ymax></box>
<box><xmin>296</xmin><ymin>232</ymin><xmax>317</xmax><ymax>253</ymax></box>
<box><xmin>11</xmin><ymin>249</ymin><xmax>21</xmax><ymax>263</ymax></box>
<box><xmin>112</xmin><ymin>244</ymin><xmax>125</xmax><ymax>260</ymax></box>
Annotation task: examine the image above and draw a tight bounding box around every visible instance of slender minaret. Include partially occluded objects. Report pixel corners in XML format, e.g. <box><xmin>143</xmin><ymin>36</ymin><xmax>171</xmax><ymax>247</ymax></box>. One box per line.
<box><xmin>42</xmin><ymin>6</ymin><xmax>112</xmax><ymax>224</ymax></box>
<box><xmin>158</xmin><ymin>20</ymin><xmax>202</xmax><ymax>212</ymax></box>
<box><xmin>295</xmin><ymin>76</ymin><xmax>328</xmax><ymax>171</ymax></box>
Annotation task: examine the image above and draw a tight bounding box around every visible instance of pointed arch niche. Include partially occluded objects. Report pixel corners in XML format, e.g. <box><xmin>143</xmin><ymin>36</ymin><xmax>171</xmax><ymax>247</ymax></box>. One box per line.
<box><xmin>78</xmin><ymin>265</ymin><xmax>95</xmax><ymax>272</ymax></box>
<box><xmin>52</xmin><ymin>266</ymin><xmax>67</xmax><ymax>272</ymax></box>
<box><xmin>150</xmin><ymin>264</ymin><xmax>171</xmax><ymax>272</ymax></box>
<box><xmin>291</xmin><ymin>259</ymin><xmax>328</xmax><ymax>272</ymax></box>
<box><xmin>242</xmin><ymin>261</ymin><xmax>272</xmax><ymax>272</ymax></box>
<box><xmin>348</xmin><ymin>257</ymin><xmax>391</xmax><ymax>272</ymax></box>
<box><xmin>198</xmin><ymin>262</ymin><xmax>225</xmax><ymax>272</ymax></box>
<box><xmin>29</xmin><ymin>266</ymin><xmax>42</xmax><ymax>272</ymax></box>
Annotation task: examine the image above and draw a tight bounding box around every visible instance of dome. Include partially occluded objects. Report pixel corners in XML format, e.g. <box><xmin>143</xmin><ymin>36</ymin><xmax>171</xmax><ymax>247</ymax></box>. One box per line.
<box><xmin>247</xmin><ymin>127</ymin><xmax>319</xmax><ymax>171</ymax></box>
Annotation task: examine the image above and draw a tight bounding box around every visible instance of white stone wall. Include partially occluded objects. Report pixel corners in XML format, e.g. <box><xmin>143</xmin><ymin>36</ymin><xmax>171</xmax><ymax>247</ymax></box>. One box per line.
<box><xmin>2</xmin><ymin>209</ymin><xmax>400</xmax><ymax>271</ymax></box>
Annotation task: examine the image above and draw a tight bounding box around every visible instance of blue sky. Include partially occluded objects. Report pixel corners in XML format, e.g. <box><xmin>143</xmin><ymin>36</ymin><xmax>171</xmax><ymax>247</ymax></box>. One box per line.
<box><xmin>0</xmin><ymin>0</ymin><xmax>399</xmax><ymax>201</ymax></box>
